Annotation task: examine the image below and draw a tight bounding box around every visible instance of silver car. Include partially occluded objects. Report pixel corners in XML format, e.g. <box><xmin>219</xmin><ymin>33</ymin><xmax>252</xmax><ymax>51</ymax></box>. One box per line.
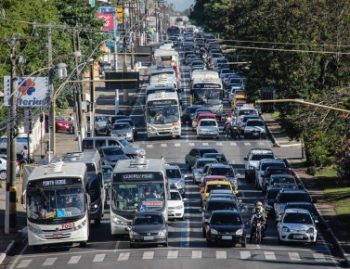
<box><xmin>111</xmin><ymin>122</ymin><xmax>134</xmax><ymax>142</ymax></box>
<box><xmin>243</xmin><ymin>119</ymin><xmax>267</xmax><ymax>139</ymax></box>
<box><xmin>196</xmin><ymin>118</ymin><xmax>219</xmax><ymax>139</ymax></box>
<box><xmin>166</xmin><ymin>164</ymin><xmax>185</xmax><ymax>196</ymax></box>
<box><xmin>191</xmin><ymin>158</ymin><xmax>218</xmax><ymax>184</ymax></box>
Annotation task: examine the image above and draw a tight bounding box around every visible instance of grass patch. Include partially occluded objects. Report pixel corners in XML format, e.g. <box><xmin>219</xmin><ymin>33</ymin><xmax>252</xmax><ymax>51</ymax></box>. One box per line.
<box><xmin>315</xmin><ymin>166</ymin><xmax>337</xmax><ymax>178</ymax></box>
<box><xmin>334</xmin><ymin>198</ymin><xmax>350</xmax><ymax>217</ymax></box>
<box><xmin>325</xmin><ymin>187</ymin><xmax>350</xmax><ymax>201</ymax></box>
<box><xmin>272</xmin><ymin>111</ymin><xmax>280</xmax><ymax>120</ymax></box>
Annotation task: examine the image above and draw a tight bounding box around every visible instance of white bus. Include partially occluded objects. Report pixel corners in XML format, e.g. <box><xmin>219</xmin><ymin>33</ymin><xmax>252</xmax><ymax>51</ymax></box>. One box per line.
<box><xmin>25</xmin><ymin>162</ymin><xmax>89</xmax><ymax>248</ymax></box>
<box><xmin>145</xmin><ymin>91</ymin><xmax>181</xmax><ymax>139</ymax></box>
<box><xmin>153</xmin><ymin>48</ymin><xmax>181</xmax><ymax>88</ymax></box>
<box><xmin>110</xmin><ymin>157</ymin><xmax>168</xmax><ymax>235</ymax></box>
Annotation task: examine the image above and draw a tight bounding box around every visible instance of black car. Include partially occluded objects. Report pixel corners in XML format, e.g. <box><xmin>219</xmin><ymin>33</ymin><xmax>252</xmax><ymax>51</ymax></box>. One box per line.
<box><xmin>202</xmin><ymin>198</ymin><xmax>238</xmax><ymax>224</ymax></box>
<box><xmin>264</xmin><ymin>187</ymin><xmax>281</xmax><ymax>215</ymax></box>
<box><xmin>203</xmin><ymin>210</ymin><xmax>246</xmax><ymax>247</ymax></box>
<box><xmin>127</xmin><ymin>212</ymin><xmax>168</xmax><ymax>248</ymax></box>
<box><xmin>181</xmin><ymin>105</ymin><xmax>203</xmax><ymax>124</ymax></box>
<box><xmin>202</xmin><ymin>153</ymin><xmax>228</xmax><ymax>164</ymax></box>
<box><xmin>99</xmin><ymin>146</ymin><xmax>129</xmax><ymax>166</ymax></box>
<box><xmin>185</xmin><ymin>147</ymin><xmax>219</xmax><ymax>169</ymax></box>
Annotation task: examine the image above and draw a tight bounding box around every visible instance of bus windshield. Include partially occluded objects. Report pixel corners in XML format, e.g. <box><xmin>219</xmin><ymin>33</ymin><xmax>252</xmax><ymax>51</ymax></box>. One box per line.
<box><xmin>146</xmin><ymin>100</ymin><xmax>179</xmax><ymax>124</ymax></box>
<box><xmin>27</xmin><ymin>179</ymin><xmax>85</xmax><ymax>222</ymax></box>
<box><xmin>193</xmin><ymin>88</ymin><xmax>222</xmax><ymax>105</ymax></box>
<box><xmin>111</xmin><ymin>182</ymin><xmax>165</xmax><ymax>212</ymax></box>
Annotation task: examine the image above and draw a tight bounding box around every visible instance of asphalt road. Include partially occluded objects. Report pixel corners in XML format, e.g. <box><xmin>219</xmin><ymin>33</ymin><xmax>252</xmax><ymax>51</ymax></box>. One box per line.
<box><xmin>3</xmin><ymin>63</ymin><xmax>340</xmax><ymax>269</ymax></box>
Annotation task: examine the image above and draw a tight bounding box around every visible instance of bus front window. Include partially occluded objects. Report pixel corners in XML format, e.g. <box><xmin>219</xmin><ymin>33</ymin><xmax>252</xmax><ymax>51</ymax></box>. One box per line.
<box><xmin>193</xmin><ymin>89</ymin><xmax>222</xmax><ymax>104</ymax></box>
<box><xmin>147</xmin><ymin>105</ymin><xmax>179</xmax><ymax>124</ymax></box>
<box><xmin>27</xmin><ymin>187</ymin><xmax>85</xmax><ymax>221</ymax></box>
<box><xmin>111</xmin><ymin>183</ymin><xmax>165</xmax><ymax>212</ymax></box>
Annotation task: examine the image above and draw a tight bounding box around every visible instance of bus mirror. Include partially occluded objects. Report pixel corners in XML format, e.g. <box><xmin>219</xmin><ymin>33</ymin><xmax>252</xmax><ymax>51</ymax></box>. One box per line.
<box><xmin>86</xmin><ymin>194</ymin><xmax>91</xmax><ymax>210</ymax></box>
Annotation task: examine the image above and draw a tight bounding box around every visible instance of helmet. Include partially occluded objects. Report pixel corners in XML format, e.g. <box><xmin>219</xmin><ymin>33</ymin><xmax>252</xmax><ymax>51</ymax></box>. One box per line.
<box><xmin>256</xmin><ymin>201</ymin><xmax>263</xmax><ymax>207</ymax></box>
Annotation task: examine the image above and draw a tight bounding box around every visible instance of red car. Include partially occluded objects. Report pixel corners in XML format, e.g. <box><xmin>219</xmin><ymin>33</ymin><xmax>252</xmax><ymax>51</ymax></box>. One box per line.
<box><xmin>55</xmin><ymin>116</ymin><xmax>74</xmax><ymax>133</ymax></box>
<box><xmin>192</xmin><ymin>112</ymin><xmax>218</xmax><ymax>130</ymax></box>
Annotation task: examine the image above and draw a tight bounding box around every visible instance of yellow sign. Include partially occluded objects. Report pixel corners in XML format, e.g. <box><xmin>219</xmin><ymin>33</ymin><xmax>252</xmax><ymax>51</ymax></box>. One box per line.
<box><xmin>117</xmin><ymin>5</ymin><xmax>123</xmax><ymax>24</ymax></box>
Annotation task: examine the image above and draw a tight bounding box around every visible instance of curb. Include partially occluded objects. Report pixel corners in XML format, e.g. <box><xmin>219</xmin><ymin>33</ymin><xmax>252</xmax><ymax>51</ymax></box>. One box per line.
<box><xmin>0</xmin><ymin>240</ymin><xmax>15</xmax><ymax>265</ymax></box>
<box><xmin>260</xmin><ymin>114</ymin><xmax>280</xmax><ymax>147</ymax></box>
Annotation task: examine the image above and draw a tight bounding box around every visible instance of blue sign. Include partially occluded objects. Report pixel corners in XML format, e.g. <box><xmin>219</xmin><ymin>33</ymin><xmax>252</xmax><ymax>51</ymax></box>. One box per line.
<box><xmin>98</xmin><ymin>6</ymin><xmax>116</xmax><ymax>13</ymax></box>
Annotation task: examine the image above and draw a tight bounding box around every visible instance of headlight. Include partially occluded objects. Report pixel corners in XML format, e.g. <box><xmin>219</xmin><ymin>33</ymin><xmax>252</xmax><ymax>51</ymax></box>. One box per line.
<box><xmin>307</xmin><ymin>227</ymin><xmax>315</xmax><ymax>234</ymax></box>
<box><xmin>126</xmin><ymin>132</ymin><xmax>132</xmax><ymax>137</ymax></box>
<box><xmin>248</xmin><ymin>166</ymin><xmax>255</xmax><ymax>170</ymax></box>
<box><xmin>92</xmin><ymin>203</ymin><xmax>99</xmax><ymax>209</ymax></box>
<box><xmin>282</xmin><ymin>226</ymin><xmax>290</xmax><ymax>232</ymax></box>
<box><xmin>112</xmin><ymin>216</ymin><xmax>126</xmax><ymax>225</ymax></box>
<box><xmin>210</xmin><ymin>228</ymin><xmax>218</xmax><ymax>235</ymax></box>
<box><xmin>236</xmin><ymin>228</ymin><xmax>243</xmax><ymax>236</ymax></box>
<box><xmin>175</xmin><ymin>205</ymin><xmax>184</xmax><ymax>209</ymax></box>
<box><xmin>158</xmin><ymin>230</ymin><xmax>167</xmax><ymax>237</ymax></box>
<box><xmin>131</xmin><ymin>230</ymin><xmax>140</xmax><ymax>236</ymax></box>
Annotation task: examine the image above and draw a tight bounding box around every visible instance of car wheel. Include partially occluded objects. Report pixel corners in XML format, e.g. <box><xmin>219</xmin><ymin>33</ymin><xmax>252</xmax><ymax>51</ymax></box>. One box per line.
<box><xmin>241</xmin><ymin>237</ymin><xmax>246</xmax><ymax>248</ymax></box>
<box><xmin>0</xmin><ymin>170</ymin><xmax>7</xmax><ymax>180</ymax></box>
<box><xmin>164</xmin><ymin>240</ymin><xmax>168</xmax><ymax>247</ymax></box>
<box><xmin>202</xmin><ymin>228</ymin><xmax>206</xmax><ymax>238</ymax></box>
<box><xmin>95</xmin><ymin>218</ymin><xmax>101</xmax><ymax>226</ymax></box>
<box><xmin>130</xmin><ymin>242</ymin><xmax>135</xmax><ymax>248</ymax></box>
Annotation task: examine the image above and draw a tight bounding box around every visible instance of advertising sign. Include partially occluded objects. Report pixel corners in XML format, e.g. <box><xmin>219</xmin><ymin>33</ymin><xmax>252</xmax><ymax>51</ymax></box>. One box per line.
<box><xmin>3</xmin><ymin>76</ymin><xmax>49</xmax><ymax>107</ymax></box>
<box><xmin>96</xmin><ymin>12</ymin><xmax>115</xmax><ymax>32</ymax></box>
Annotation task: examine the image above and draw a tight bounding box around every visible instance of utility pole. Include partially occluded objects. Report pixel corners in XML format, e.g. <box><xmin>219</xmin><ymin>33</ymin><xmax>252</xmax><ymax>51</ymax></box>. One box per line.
<box><xmin>90</xmin><ymin>61</ymin><xmax>95</xmax><ymax>136</ymax></box>
<box><xmin>48</xmin><ymin>25</ymin><xmax>55</xmax><ymax>160</ymax></box>
<box><xmin>123</xmin><ymin>1</ymin><xmax>127</xmax><ymax>72</ymax></box>
<box><xmin>5</xmin><ymin>39</ymin><xmax>18</xmax><ymax>234</ymax></box>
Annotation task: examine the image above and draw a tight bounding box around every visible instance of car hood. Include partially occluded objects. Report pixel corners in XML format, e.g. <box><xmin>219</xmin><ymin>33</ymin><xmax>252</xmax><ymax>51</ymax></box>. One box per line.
<box><xmin>245</xmin><ymin>126</ymin><xmax>266</xmax><ymax>132</ymax></box>
<box><xmin>282</xmin><ymin>223</ymin><xmax>314</xmax><ymax>231</ymax></box>
<box><xmin>210</xmin><ymin>224</ymin><xmax>244</xmax><ymax>233</ymax></box>
<box><xmin>198</xmin><ymin>126</ymin><xmax>218</xmax><ymax>131</ymax></box>
<box><xmin>193</xmin><ymin>168</ymin><xmax>204</xmax><ymax>174</ymax></box>
<box><xmin>112</xmin><ymin>129</ymin><xmax>132</xmax><ymax>135</ymax></box>
<box><xmin>168</xmin><ymin>200</ymin><xmax>183</xmax><ymax>208</ymax></box>
<box><xmin>169</xmin><ymin>178</ymin><xmax>182</xmax><ymax>183</ymax></box>
<box><xmin>132</xmin><ymin>224</ymin><xmax>166</xmax><ymax>233</ymax></box>
<box><xmin>247</xmin><ymin>161</ymin><xmax>260</xmax><ymax>168</ymax></box>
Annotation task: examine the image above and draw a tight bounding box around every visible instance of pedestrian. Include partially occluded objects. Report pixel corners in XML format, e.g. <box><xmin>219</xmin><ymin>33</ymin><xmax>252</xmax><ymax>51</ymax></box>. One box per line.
<box><xmin>38</xmin><ymin>155</ymin><xmax>47</xmax><ymax>165</ymax></box>
<box><xmin>20</xmin><ymin>145</ymin><xmax>28</xmax><ymax>163</ymax></box>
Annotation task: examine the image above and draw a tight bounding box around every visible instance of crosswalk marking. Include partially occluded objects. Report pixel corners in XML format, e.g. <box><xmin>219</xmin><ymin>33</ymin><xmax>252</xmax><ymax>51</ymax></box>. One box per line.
<box><xmin>202</xmin><ymin>142</ymin><xmax>209</xmax><ymax>146</ymax></box>
<box><xmin>216</xmin><ymin>142</ymin><xmax>223</xmax><ymax>146</ymax></box>
<box><xmin>17</xmin><ymin>259</ymin><xmax>32</xmax><ymax>268</ymax></box>
<box><xmin>230</xmin><ymin>142</ymin><xmax>237</xmax><ymax>146</ymax></box>
<box><xmin>174</xmin><ymin>143</ymin><xmax>181</xmax><ymax>147</ymax></box>
<box><xmin>146</xmin><ymin>144</ymin><xmax>153</xmax><ymax>148</ymax></box>
<box><xmin>161</xmin><ymin>143</ymin><xmax>167</xmax><ymax>147</ymax></box>
<box><xmin>288</xmin><ymin>252</ymin><xmax>301</xmax><ymax>261</ymax></box>
<box><xmin>192</xmin><ymin>250</ymin><xmax>202</xmax><ymax>259</ymax></box>
<box><xmin>313</xmin><ymin>253</ymin><xmax>326</xmax><ymax>262</ymax></box>
<box><xmin>167</xmin><ymin>250</ymin><xmax>178</xmax><ymax>259</ymax></box>
<box><xmin>93</xmin><ymin>254</ymin><xmax>106</xmax><ymax>263</ymax></box>
<box><xmin>42</xmin><ymin>257</ymin><xmax>57</xmax><ymax>266</ymax></box>
<box><xmin>216</xmin><ymin>251</ymin><xmax>227</xmax><ymax>259</ymax></box>
<box><xmin>240</xmin><ymin>251</ymin><xmax>251</xmax><ymax>260</ymax></box>
<box><xmin>264</xmin><ymin>251</ymin><xmax>276</xmax><ymax>260</ymax></box>
<box><xmin>143</xmin><ymin>251</ymin><xmax>154</xmax><ymax>260</ymax></box>
<box><xmin>189</xmin><ymin>142</ymin><xmax>195</xmax><ymax>146</ymax></box>
<box><xmin>118</xmin><ymin>252</ymin><xmax>130</xmax><ymax>261</ymax></box>
<box><xmin>67</xmin><ymin>256</ymin><xmax>81</xmax><ymax>264</ymax></box>
<box><xmin>244</xmin><ymin>142</ymin><xmax>251</xmax><ymax>146</ymax></box>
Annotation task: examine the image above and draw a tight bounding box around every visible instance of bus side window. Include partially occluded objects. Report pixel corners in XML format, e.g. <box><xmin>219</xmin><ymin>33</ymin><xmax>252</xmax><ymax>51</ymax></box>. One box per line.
<box><xmin>95</xmin><ymin>140</ymin><xmax>106</xmax><ymax>149</ymax></box>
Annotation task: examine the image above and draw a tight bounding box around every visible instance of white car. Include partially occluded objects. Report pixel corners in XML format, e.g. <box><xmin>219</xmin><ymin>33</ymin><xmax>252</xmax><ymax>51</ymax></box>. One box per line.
<box><xmin>196</xmin><ymin>118</ymin><xmax>219</xmax><ymax>139</ymax></box>
<box><xmin>191</xmin><ymin>158</ymin><xmax>218</xmax><ymax>184</ymax></box>
<box><xmin>168</xmin><ymin>189</ymin><xmax>185</xmax><ymax>220</ymax></box>
<box><xmin>0</xmin><ymin>156</ymin><xmax>20</xmax><ymax>180</ymax></box>
<box><xmin>277</xmin><ymin>208</ymin><xmax>317</xmax><ymax>245</ymax></box>
<box><xmin>166</xmin><ymin>165</ymin><xmax>185</xmax><ymax>196</ymax></box>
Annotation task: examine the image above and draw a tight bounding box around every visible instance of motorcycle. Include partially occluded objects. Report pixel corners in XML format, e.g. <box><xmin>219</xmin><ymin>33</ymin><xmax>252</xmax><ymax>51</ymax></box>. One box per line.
<box><xmin>250</xmin><ymin>213</ymin><xmax>265</xmax><ymax>244</ymax></box>
<box><xmin>224</xmin><ymin>120</ymin><xmax>240</xmax><ymax>139</ymax></box>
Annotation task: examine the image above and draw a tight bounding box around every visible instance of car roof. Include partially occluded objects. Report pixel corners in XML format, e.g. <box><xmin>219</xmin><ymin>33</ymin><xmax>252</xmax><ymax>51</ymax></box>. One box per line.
<box><xmin>270</xmin><ymin>174</ymin><xmax>295</xmax><ymax>178</ymax></box>
<box><xmin>284</xmin><ymin>208</ymin><xmax>311</xmax><ymax>215</ymax></box>
<box><xmin>207</xmin><ymin>197</ymin><xmax>235</xmax><ymax>203</ymax></box>
<box><xmin>210</xmin><ymin>189</ymin><xmax>234</xmax><ymax>194</ymax></box>
<box><xmin>260</xmin><ymin>158</ymin><xmax>285</xmax><ymax>164</ymax></box>
<box><xmin>206</xmin><ymin>180</ymin><xmax>231</xmax><ymax>185</ymax></box>
<box><xmin>165</xmin><ymin>164</ymin><xmax>180</xmax><ymax>170</ymax></box>
<box><xmin>169</xmin><ymin>189</ymin><xmax>181</xmax><ymax>194</ymax></box>
<box><xmin>211</xmin><ymin>209</ymin><xmax>239</xmax><ymax>215</ymax></box>
<box><xmin>198</xmin><ymin>113</ymin><xmax>216</xmax><ymax>117</ymax></box>
<box><xmin>207</xmin><ymin>163</ymin><xmax>231</xmax><ymax>168</ymax></box>
<box><xmin>204</xmin><ymin>175</ymin><xmax>227</xmax><ymax>180</ymax></box>
<box><xmin>196</xmin><ymin>158</ymin><xmax>218</xmax><ymax>162</ymax></box>
<box><xmin>279</xmin><ymin>189</ymin><xmax>308</xmax><ymax>194</ymax></box>
<box><xmin>249</xmin><ymin>149</ymin><xmax>274</xmax><ymax>154</ymax></box>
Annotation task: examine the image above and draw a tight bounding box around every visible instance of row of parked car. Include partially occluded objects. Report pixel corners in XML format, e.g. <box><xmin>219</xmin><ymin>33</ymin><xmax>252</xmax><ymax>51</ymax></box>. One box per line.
<box><xmin>244</xmin><ymin>148</ymin><xmax>319</xmax><ymax>245</ymax></box>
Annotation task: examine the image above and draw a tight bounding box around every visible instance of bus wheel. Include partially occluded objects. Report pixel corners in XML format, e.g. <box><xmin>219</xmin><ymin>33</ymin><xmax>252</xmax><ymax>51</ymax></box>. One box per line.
<box><xmin>32</xmin><ymin>245</ymin><xmax>42</xmax><ymax>252</ymax></box>
<box><xmin>80</xmin><ymin>241</ymin><xmax>87</xmax><ymax>247</ymax></box>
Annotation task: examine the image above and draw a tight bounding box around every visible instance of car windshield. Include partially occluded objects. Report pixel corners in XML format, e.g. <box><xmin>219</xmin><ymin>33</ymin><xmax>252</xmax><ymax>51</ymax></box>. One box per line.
<box><xmin>210</xmin><ymin>194</ymin><xmax>234</xmax><ymax>200</ymax></box>
<box><xmin>286</xmin><ymin>204</ymin><xmax>315</xmax><ymax>214</ymax></box>
<box><xmin>271</xmin><ymin>176</ymin><xmax>295</xmax><ymax>185</ymax></box>
<box><xmin>206</xmin><ymin>184</ymin><xmax>231</xmax><ymax>193</ymax></box>
<box><xmin>86</xmin><ymin>173</ymin><xmax>101</xmax><ymax>201</ymax></box>
<box><xmin>199</xmin><ymin>148</ymin><xmax>218</xmax><ymax>156</ymax></box>
<box><xmin>283</xmin><ymin>213</ymin><xmax>313</xmax><ymax>224</ymax></box>
<box><xmin>207</xmin><ymin>201</ymin><xmax>236</xmax><ymax>211</ymax></box>
<box><xmin>200</xmin><ymin>120</ymin><xmax>216</xmax><ymax>127</ymax></box>
<box><xmin>250</xmin><ymin>154</ymin><xmax>274</xmax><ymax>161</ymax></box>
<box><xmin>209</xmin><ymin>167</ymin><xmax>235</xmax><ymax>177</ymax></box>
<box><xmin>211</xmin><ymin>214</ymin><xmax>242</xmax><ymax>225</ymax></box>
<box><xmin>246</xmin><ymin>120</ymin><xmax>264</xmax><ymax>126</ymax></box>
<box><xmin>196</xmin><ymin>160</ymin><xmax>217</xmax><ymax>168</ymax></box>
<box><xmin>170</xmin><ymin>191</ymin><xmax>181</xmax><ymax>200</ymax></box>
<box><xmin>134</xmin><ymin>215</ymin><xmax>164</xmax><ymax>225</ymax></box>
<box><xmin>114</xmin><ymin>123</ymin><xmax>131</xmax><ymax>130</ymax></box>
<box><xmin>118</xmin><ymin>139</ymin><xmax>131</xmax><ymax>147</ymax></box>
<box><xmin>103</xmin><ymin>147</ymin><xmax>124</xmax><ymax>156</ymax></box>
<box><xmin>278</xmin><ymin>193</ymin><xmax>312</xmax><ymax>203</ymax></box>
<box><xmin>166</xmin><ymin>169</ymin><xmax>181</xmax><ymax>178</ymax></box>
<box><xmin>102</xmin><ymin>168</ymin><xmax>113</xmax><ymax>182</ymax></box>
<box><xmin>261</xmin><ymin>162</ymin><xmax>285</xmax><ymax>171</ymax></box>
<box><xmin>203</xmin><ymin>154</ymin><xmax>227</xmax><ymax>163</ymax></box>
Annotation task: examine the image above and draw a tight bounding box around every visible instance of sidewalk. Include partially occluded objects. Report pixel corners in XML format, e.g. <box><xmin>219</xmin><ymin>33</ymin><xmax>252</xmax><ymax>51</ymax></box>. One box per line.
<box><xmin>263</xmin><ymin>112</ymin><xmax>350</xmax><ymax>266</ymax></box>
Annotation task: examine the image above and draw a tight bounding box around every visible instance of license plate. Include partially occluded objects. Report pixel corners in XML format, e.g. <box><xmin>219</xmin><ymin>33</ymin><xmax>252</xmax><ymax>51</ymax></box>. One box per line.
<box><xmin>52</xmin><ymin>233</ymin><xmax>64</xmax><ymax>239</ymax></box>
<box><xmin>144</xmin><ymin>236</ymin><xmax>154</xmax><ymax>241</ymax></box>
<box><xmin>293</xmin><ymin>235</ymin><xmax>304</xmax><ymax>239</ymax></box>
<box><xmin>222</xmin><ymin>235</ymin><xmax>232</xmax><ymax>240</ymax></box>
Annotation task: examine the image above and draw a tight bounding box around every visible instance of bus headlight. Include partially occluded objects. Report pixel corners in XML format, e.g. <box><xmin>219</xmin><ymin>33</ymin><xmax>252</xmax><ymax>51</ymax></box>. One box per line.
<box><xmin>112</xmin><ymin>216</ymin><xmax>126</xmax><ymax>225</ymax></box>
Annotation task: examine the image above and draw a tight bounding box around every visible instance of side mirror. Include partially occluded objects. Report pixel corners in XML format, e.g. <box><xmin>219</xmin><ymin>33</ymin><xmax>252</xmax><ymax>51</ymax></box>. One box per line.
<box><xmin>85</xmin><ymin>194</ymin><xmax>91</xmax><ymax>210</ymax></box>
<box><xmin>125</xmin><ymin>226</ymin><xmax>131</xmax><ymax>232</ymax></box>
<box><xmin>314</xmin><ymin>219</ymin><xmax>319</xmax><ymax>224</ymax></box>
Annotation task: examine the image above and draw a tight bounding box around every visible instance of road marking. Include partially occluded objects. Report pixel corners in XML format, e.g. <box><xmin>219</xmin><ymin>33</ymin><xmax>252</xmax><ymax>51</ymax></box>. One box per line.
<box><xmin>118</xmin><ymin>252</ymin><xmax>130</xmax><ymax>261</ymax></box>
<box><xmin>264</xmin><ymin>251</ymin><xmax>276</xmax><ymax>260</ymax></box>
<box><xmin>230</xmin><ymin>142</ymin><xmax>237</xmax><ymax>146</ymax></box>
<box><xmin>280</xmin><ymin>143</ymin><xmax>302</xmax><ymax>148</ymax></box>
<box><xmin>216</xmin><ymin>142</ymin><xmax>223</xmax><ymax>146</ymax></box>
<box><xmin>189</xmin><ymin>142</ymin><xmax>195</xmax><ymax>146</ymax></box>
<box><xmin>231</xmin><ymin>160</ymin><xmax>236</xmax><ymax>164</ymax></box>
<box><xmin>161</xmin><ymin>143</ymin><xmax>167</xmax><ymax>147</ymax></box>
<box><xmin>216</xmin><ymin>251</ymin><xmax>227</xmax><ymax>259</ymax></box>
<box><xmin>146</xmin><ymin>144</ymin><xmax>153</xmax><ymax>148</ymax></box>
<box><xmin>184</xmin><ymin>213</ymin><xmax>202</xmax><ymax>217</ymax></box>
<box><xmin>313</xmin><ymin>253</ymin><xmax>326</xmax><ymax>262</ymax></box>
<box><xmin>17</xmin><ymin>259</ymin><xmax>31</xmax><ymax>268</ymax></box>
<box><xmin>244</xmin><ymin>142</ymin><xmax>251</xmax><ymax>146</ymax></box>
<box><xmin>258</xmin><ymin>142</ymin><xmax>267</xmax><ymax>146</ymax></box>
<box><xmin>288</xmin><ymin>252</ymin><xmax>301</xmax><ymax>261</ymax></box>
<box><xmin>169</xmin><ymin>227</ymin><xmax>202</xmax><ymax>232</ymax></box>
<box><xmin>202</xmin><ymin>142</ymin><xmax>209</xmax><ymax>146</ymax></box>
<box><xmin>42</xmin><ymin>257</ymin><xmax>57</xmax><ymax>266</ymax></box>
<box><xmin>192</xmin><ymin>250</ymin><xmax>202</xmax><ymax>259</ymax></box>
<box><xmin>167</xmin><ymin>250</ymin><xmax>178</xmax><ymax>259</ymax></box>
<box><xmin>67</xmin><ymin>256</ymin><xmax>81</xmax><ymax>264</ymax></box>
<box><xmin>93</xmin><ymin>254</ymin><xmax>106</xmax><ymax>263</ymax></box>
<box><xmin>240</xmin><ymin>251</ymin><xmax>251</xmax><ymax>260</ymax></box>
<box><xmin>142</xmin><ymin>251</ymin><xmax>154</xmax><ymax>260</ymax></box>
<box><xmin>174</xmin><ymin>143</ymin><xmax>181</xmax><ymax>147</ymax></box>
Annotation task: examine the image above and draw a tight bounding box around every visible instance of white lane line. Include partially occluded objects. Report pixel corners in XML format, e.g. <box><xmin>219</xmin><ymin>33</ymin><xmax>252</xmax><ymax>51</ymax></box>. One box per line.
<box><xmin>17</xmin><ymin>259</ymin><xmax>32</xmax><ymax>268</ymax></box>
<box><xmin>42</xmin><ymin>257</ymin><xmax>57</xmax><ymax>266</ymax></box>
<box><xmin>142</xmin><ymin>251</ymin><xmax>154</xmax><ymax>260</ymax></box>
<box><xmin>230</xmin><ymin>142</ymin><xmax>237</xmax><ymax>146</ymax></box>
<box><xmin>168</xmin><ymin>227</ymin><xmax>202</xmax><ymax>232</ymax></box>
<box><xmin>264</xmin><ymin>251</ymin><xmax>276</xmax><ymax>260</ymax></box>
<box><xmin>184</xmin><ymin>213</ymin><xmax>202</xmax><ymax>217</ymax></box>
<box><xmin>244</xmin><ymin>142</ymin><xmax>251</xmax><ymax>146</ymax></box>
<box><xmin>93</xmin><ymin>254</ymin><xmax>106</xmax><ymax>263</ymax></box>
<box><xmin>189</xmin><ymin>142</ymin><xmax>195</xmax><ymax>146</ymax></box>
<box><xmin>192</xmin><ymin>250</ymin><xmax>202</xmax><ymax>259</ymax></box>
<box><xmin>167</xmin><ymin>250</ymin><xmax>178</xmax><ymax>259</ymax></box>
<box><xmin>161</xmin><ymin>144</ymin><xmax>167</xmax><ymax>147</ymax></box>
<box><xmin>313</xmin><ymin>253</ymin><xmax>326</xmax><ymax>262</ymax></box>
<box><xmin>288</xmin><ymin>252</ymin><xmax>301</xmax><ymax>261</ymax></box>
<box><xmin>258</xmin><ymin>142</ymin><xmax>267</xmax><ymax>146</ymax></box>
<box><xmin>118</xmin><ymin>252</ymin><xmax>130</xmax><ymax>261</ymax></box>
<box><xmin>216</xmin><ymin>251</ymin><xmax>227</xmax><ymax>259</ymax></box>
<box><xmin>231</xmin><ymin>160</ymin><xmax>236</xmax><ymax>164</ymax></box>
<box><xmin>202</xmin><ymin>142</ymin><xmax>209</xmax><ymax>146</ymax></box>
<box><xmin>146</xmin><ymin>144</ymin><xmax>153</xmax><ymax>148</ymax></box>
<box><xmin>240</xmin><ymin>251</ymin><xmax>251</xmax><ymax>260</ymax></box>
<box><xmin>67</xmin><ymin>256</ymin><xmax>81</xmax><ymax>264</ymax></box>
<box><xmin>216</xmin><ymin>142</ymin><xmax>223</xmax><ymax>146</ymax></box>
<box><xmin>174</xmin><ymin>143</ymin><xmax>181</xmax><ymax>147</ymax></box>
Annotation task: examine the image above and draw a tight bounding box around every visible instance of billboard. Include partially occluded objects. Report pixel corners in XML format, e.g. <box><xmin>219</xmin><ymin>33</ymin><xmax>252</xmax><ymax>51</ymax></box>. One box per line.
<box><xmin>96</xmin><ymin>12</ymin><xmax>115</xmax><ymax>31</ymax></box>
<box><xmin>3</xmin><ymin>76</ymin><xmax>49</xmax><ymax>107</ymax></box>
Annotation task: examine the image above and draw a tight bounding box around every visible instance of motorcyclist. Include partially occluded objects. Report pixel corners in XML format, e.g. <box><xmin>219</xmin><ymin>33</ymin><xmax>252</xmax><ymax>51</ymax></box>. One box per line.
<box><xmin>250</xmin><ymin>201</ymin><xmax>267</xmax><ymax>242</ymax></box>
